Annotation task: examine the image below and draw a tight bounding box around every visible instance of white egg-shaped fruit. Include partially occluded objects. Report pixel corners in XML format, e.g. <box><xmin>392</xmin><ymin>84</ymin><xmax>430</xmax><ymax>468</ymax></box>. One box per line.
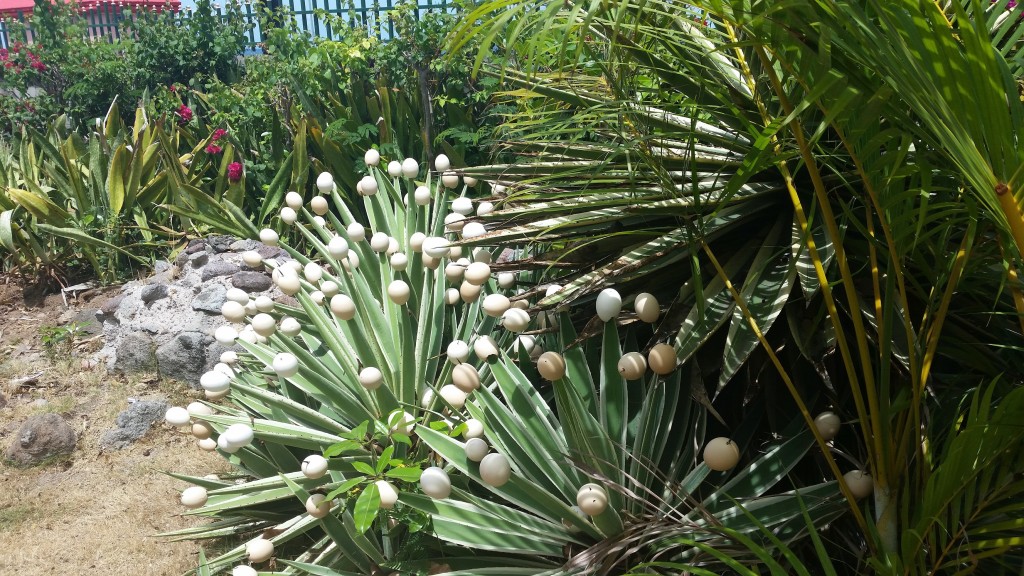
<box><xmin>444</xmin><ymin>262</ymin><xmax>465</xmax><ymax>284</ymax></box>
<box><xmin>447</xmin><ymin>340</ymin><xmax>471</xmax><ymax>364</ymax></box>
<box><xmin>254</xmin><ymin>295</ymin><xmax>275</xmax><ymax>313</ymax></box>
<box><xmin>187</xmin><ymin>402</ymin><xmax>214</xmax><ymax>417</ymax></box>
<box><xmin>703</xmin><ymin>437</ymin><xmax>741</xmax><ymax>471</ymax></box>
<box><xmin>576</xmin><ymin>483</ymin><xmax>608</xmax><ymax>516</ymax></box>
<box><xmin>450</xmin><ymin>245</ymin><xmax>463</xmax><ymax>259</ymax></box>
<box><xmin>537</xmin><ymin>352</ymin><xmax>567</xmax><ymax>381</ymax></box>
<box><xmin>422</xmin><ymin>254</ymin><xmax>440</xmax><ymax>272</ymax></box>
<box><xmin>464</xmin><ymin>175</ymin><xmax>479</xmax><ymax>187</ymax></box>
<box><xmin>387</xmin><ymin>280</ymin><xmax>411</xmax><ymax>305</ymax></box>
<box><xmin>634</xmin><ymin>292</ymin><xmax>660</xmax><ymax>323</ymax></box>
<box><xmin>285</xmin><ymin>260</ymin><xmax>303</xmax><ymax>274</ymax></box>
<box><xmin>364</xmin><ymin>148</ymin><xmax>381</xmax><ymax>167</ymax></box>
<box><xmin>330</xmin><ymin>295</ymin><xmax>356</xmax><ymax>321</ymax></box>
<box><xmin>280</xmin><ymin>206</ymin><xmax>297</xmax><ymax>225</ymax></box>
<box><xmin>246</xmin><ymin>538</ymin><xmax>274</xmax><ymax>563</ymax></box>
<box><xmin>301</xmin><ymin>454</ymin><xmax>329</xmax><ymax>479</ymax></box>
<box><xmin>312</xmin><ymin>215</ymin><xmax>326</xmax><ymax>228</ymax></box>
<box><xmin>273</xmin><ymin>352</ymin><xmax>299</xmax><ymax>377</ymax></box>
<box><xmin>241</xmin><ymin>250</ymin><xmax>263</xmax><ymax>268</ymax></box>
<box><xmin>259</xmin><ymin>228</ymin><xmax>279</xmax><ymax>246</ymax></box>
<box><xmin>617</xmin><ymin>352</ymin><xmax>647</xmax><ymax>380</ymax></box>
<box><xmin>316</xmin><ymin>171</ymin><xmax>335</xmax><ymax>193</ymax></box>
<box><xmin>434</xmin><ymin>154</ymin><xmax>451</xmax><ymax>172</ymax></box>
<box><xmin>390</xmin><ymin>252</ymin><xmax>408</xmax><ymax>271</ymax></box>
<box><xmin>596</xmin><ymin>288</ymin><xmax>622</xmax><ymax>322</ymax></box>
<box><xmin>165</xmin><ymin>406</ymin><xmax>191</xmax><ymax>427</ymax></box>
<box><xmin>221</xmin><ymin>301</ymin><xmax>246</xmax><ymax>323</ymax></box>
<box><xmin>420</xmin><ymin>388</ymin><xmax>435</xmax><ymax>409</ymax></box>
<box><xmin>180</xmin><ymin>486</ymin><xmax>208</xmax><ymax>509</ymax></box>
<box><xmin>444</xmin><ymin>212</ymin><xmax>466</xmax><ymax>233</ymax></box>
<box><xmin>409</xmin><ymin>232</ymin><xmax>426</xmax><ymax>252</ymax></box>
<box><xmin>213</xmin><ymin>362</ymin><xmax>235</xmax><ymax>378</ymax></box>
<box><xmin>347</xmin><ymin>222</ymin><xmax>366</xmax><ymax>242</ymax></box>
<box><xmin>497</xmin><ymin>272</ymin><xmax>515</xmax><ymax>289</ymax></box>
<box><xmin>200</xmin><ymin>370</ymin><xmax>231</xmax><ymax>392</ymax></box>
<box><xmin>386</xmin><ymin>237</ymin><xmax>399</xmax><ymax>255</ymax></box>
<box><xmin>217</xmin><ymin>434</ymin><xmax>240</xmax><ymax>453</ymax></box>
<box><xmin>244</xmin><ymin>300</ymin><xmax>258</xmax><ymax>316</ymax></box>
<box><xmin>464</xmin><ymin>262</ymin><xmax>490</xmax><ymax>285</ymax></box>
<box><xmin>451</xmin><ymin>196</ymin><xmax>473</xmax><ymax>215</ymax></box>
<box><xmin>814</xmin><ymin>412</ymin><xmax>841</xmax><ymax>441</ymax></box>
<box><xmin>481</xmin><ymin>294</ymin><xmax>510</xmax><ymax>318</ymax></box>
<box><xmin>444</xmin><ymin>288</ymin><xmax>461</xmax><ymax>306</ymax></box>
<box><xmin>306</xmin><ymin>494</ymin><xmax>331</xmax><ymax>518</ymax></box>
<box><xmin>303</xmin><ymin>262</ymin><xmax>323</xmax><ymax>283</ymax></box>
<box><xmin>310</xmin><ymin>195</ymin><xmax>329</xmax><ymax>216</ymax></box>
<box><xmin>472</xmin><ymin>247</ymin><xmax>491</xmax><ymax>263</ymax></box>
<box><xmin>414</xmin><ymin>186</ymin><xmax>431</xmax><ymax>206</ymax></box>
<box><xmin>220</xmin><ymin>350</ymin><xmax>238</xmax><ymax>365</ymax></box>
<box><xmin>452</xmin><ymin>364</ymin><xmax>480</xmax><ymax>392</ymax></box>
<box><xmin>420</xmin><ymin>467</ymin><xmax>452</xmax><ymax>499</ymax></box>
<box><xmin>514</xmin><ymin>335</ymin><xmax>538</xmax><ymax>355</ymax></box>
<box><xmin>461</xmin><ymin>221</ymin><xmax>486</xmax><ymax>239</ymax></box>
<box><xmin>233</xmin><ymin>566</ymin><xmax>258</xmax><ymax>576</ymax></box>
<box><xmin>251</xmin><ymin>313</ymin><xmax>276</xmax><ymax>337</ymax></box>
<box><xmin>279</xmin><ymin>316</ymin><xmax>302</xmax><ymax>337</ymax></box>
<box><xmin>422</xmin><ymin>237</ymin><xmax>451</xmax><ymax>258</ymax></box>
<box><xmin>370</xmin><ymin>232</ymin><xmax>389</xmax><ymax>252</ymax></box>
<box><xmin>275</xmin><ymin>274</ymin><xmax>301</xmax><ymax>296</ymax></box>
<box><xmin>401</xmin><ymin>158</ymin><xmax>419</xmax><ymax>178</ymax></box>
<box><xmin>359</xmin><ymin>367</ymin><xmax>384</xmax><ymax>390</ymax></box>
<box><xmin>285</xmin><ymin>191</ymin><xmax>303</xmax><ymax>210</ymax></box>
<box><xmin>476</xmin><ymin>201</ymin><xmax>494</xmax><ymax>216</ymax></box>
<box><xmin>346</xmin><ymin>252</ymin><xmax>361</xmax><ymax>270</ymax></box>
<box><xmin>328</xmin><ymin>236</ymin><xmax>349</xmax><ymax>260</ymax></box>
<box><xmin>309</xmin><ymin>290</ymin><xmax>325</xmax><ymax>306</ymax></box>
<box><xmin>320</xmin><ymin>280</ymin><xmax>340</xmax><ymax>298</ymax></box>
<box><xmin>377</xmin><ymin>480</ymin><xmax>399</xmax><ymax>509</ymax></box>
<box><xmin>463</xmin><ymin>418</ymin><xmax>484</xmax><ymax>439</ymax></box>
<box><xmin>192</xmin><ymin>421</ymin><xmax>214</xmax><ymax>440</ymax></box>
<box><xmin>388</xmin><ymin>411</ymin><xmax>416</xmax><ymax>435</ymax></box>
<box><xmin>501</xmin><ymin>308</ymin><xmax>531</xmax><ymax>332</ymax></box>
<box><xmin>479</xmin><ymin>453</ymin><xmax>511</xmax><ymax>487</ymax></box>
<box><xmin>648</xmin><ymin>344</ymin><xmax>677</xmax><ymax>375</ymax></box>
<box><xmin>225</xmin><ymin>288</ymin><xmax>249</xmax><ymax>305</ymax></box>
<box><xmin>198</xmin><ymin>437</ymin><xmax>218</xmax><ymax>451</ymax></box>
<box><xmin>494</xmin><ymin>183</ymin><xmax>507</xmax><ymax>194</ymax></box>
<box><xmin>237</xmin><ymin>329</ymin><xmax>258</xmax><ymax>345</ymax></box>
<box><xmin>441</xmin><ymin>171</ymin><xmax>460</xmax><ymax>188</ymax></box>
<box><xmin>359</xmin><ymin>175</ymin><xmax>378</xmax><ymax>196</ymax></box>
<box><xmin>439</xmin><ymin>384</ymin><xmax>468</xmax><ymax>410</ymax></box>
<box><xmin>473</xmin><ymin>336</ymin><xmax>500</xmax><ymax>360</ymax></box>
<box><xmin>387</xmin><ymin>160</ymin><xmax>402</xmax><ymax>177</ymax></box>
<box><xmin>844</xmin><ymin>470</ymin><xmax>873</xmax><ymax>499</ymax></box>
<box><xmin>464</xmin><ymin>437</ymin><xmax>488</xmax><ymax>462</ymax></box>
<box><xmin>223</xmin><ymin>423</ymin><xmax>255</xmax><ymax>448</ymax></box>
<box><xmin>214</xmin><ymin>325</ymin><xmax>238</xmax><ymax>345</ymax></box>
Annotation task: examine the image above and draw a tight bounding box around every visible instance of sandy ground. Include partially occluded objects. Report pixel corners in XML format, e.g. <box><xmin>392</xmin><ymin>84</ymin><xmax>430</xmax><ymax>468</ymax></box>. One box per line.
<box><xmin>0</xmin><ymin>277</ymin><xmax>230</xmax><ymax>576</ymax></box>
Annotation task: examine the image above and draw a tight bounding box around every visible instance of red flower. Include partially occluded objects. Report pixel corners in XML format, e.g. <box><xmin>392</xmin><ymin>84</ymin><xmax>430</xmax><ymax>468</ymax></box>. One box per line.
<box><xmin>227</xmin><ymin>162</ymin><xmax>243</xmax><ymax>183</ymax></box>
<box><xmin>168</xmin><ymin>84</ymin><xmax>176</xmax><ymax>93</ymax></box>
<box><xmin>211</xmin><ymin>128</ymin><xmax>227</xmax><ymax>141</ymax></box>
<box><xmin>0</xmin><ymin>49</ymin><xmax>9</xmax><ymax>61</ymax></box>
<box><xmin>176</xmin><ymin>104</ymin><xmax>193</xmax><ymax>125</ymax></box>
<box><xmin>30</xmin><ymin>60</ymin><xmax>45</xmax><ymax>72</ymax></box>
<box><xmin>4</xmin><ymin>61</ymin><xmax>13</xmax><ymax>69</ymax></box>
<box><xmin>205</xmin><ymin>144</ymin><xmax>222</xmax><ymax>155</ymax></box>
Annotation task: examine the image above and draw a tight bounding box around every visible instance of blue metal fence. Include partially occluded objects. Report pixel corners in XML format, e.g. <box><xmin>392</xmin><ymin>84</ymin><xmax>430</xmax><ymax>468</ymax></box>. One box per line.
<box><xmin>0</xmin><ymin>0</ymin><xmax>452</xmax><ymax>49</ymax></box>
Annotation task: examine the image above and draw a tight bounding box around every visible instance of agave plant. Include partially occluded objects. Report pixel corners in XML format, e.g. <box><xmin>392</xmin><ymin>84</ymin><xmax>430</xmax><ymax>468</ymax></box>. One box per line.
<box><xmin>159</xmin><ymin>143</ymin><xmax>870</xmax><ymax>575</ymax></box>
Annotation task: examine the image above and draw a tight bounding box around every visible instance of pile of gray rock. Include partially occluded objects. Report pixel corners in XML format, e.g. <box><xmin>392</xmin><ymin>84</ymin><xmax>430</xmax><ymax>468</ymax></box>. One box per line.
<box><xmin>95</xmin><ymin>235</ymin><xmax>287</xmax><ymax>386</ymax></box>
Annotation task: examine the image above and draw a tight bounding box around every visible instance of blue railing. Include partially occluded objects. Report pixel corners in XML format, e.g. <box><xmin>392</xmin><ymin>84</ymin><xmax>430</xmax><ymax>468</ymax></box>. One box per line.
<box><xmin>0</xmin><ymin>0</ymin><xmax>452</xmax><ymax>49</ymax></box>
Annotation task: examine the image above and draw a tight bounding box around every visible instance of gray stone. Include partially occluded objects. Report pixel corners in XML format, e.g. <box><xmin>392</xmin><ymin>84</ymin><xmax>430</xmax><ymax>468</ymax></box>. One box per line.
<box><xmin>156</xmin><ymin>331</ymin><xmax>207</xmax><ymax>384</ymax></box>
<box><xmin>140</xmin><ymin>284</ymin><xmax>169</xmax><ymax>304</ymax></box>
<box><xmin>72</xmin><ymin>308</ymin><xmax>103</xmax><ymax>335</ymax></box>
<box><xmin>256</xmin><ymin>244</ymin><xmax>287</xmax><ymax>259</ymax></box>
<box><xmin>185</xmin><ymin>240</ymin><xmax>207</xmax><ymax>254</ymax></box>
<box><xmin>201</xmin><ymin>260</ymin><xmax>240</xmax><ymax>281</ymax></box>
<box><xmin>207</xmin><ymin>235</ymin><xmax>236</xmax><ymax>253</ymax></box>
<box><xmin>192</xmin><ymin>284</ymin><xmax>227</xmax><ymax>314</ymax></box>
<box><xmin>154</xmin><ymin>260</ymin><xmax>172</xmax><ymax>273</ymax></box>
<box><xmin>100</xmin><ymin>293</ymin><xmax>125</xmax><ymax>317</ymax></box>
<box><xmin>99</xmin><ymin>398</ymin><xmax>169</xmax><ymax>451</ymax></box>
<box><xmin>189</xmin><ymin>251</ymin><xmax>209</xmax><ymax>268</ymax></box>
<box><xmin>231</xmin><ymin>271</ymin><xmax>272</xmax><ymax>292</ymax></box>
<box><xmin>116</xmin><ymin>331</ymin><xmax>157</xmax><ymax>372</ymax></box>
<box><xmin>229</xmin><ymin>239</ymin><xmax>260</xmax><ymax>252</ymax></box>
<box><xmin>6</xmin><ymin>413</ymin><xmax>76</xmax><ymax>466</ymax></box>
<box><xmin>174</xmin><ymin>250</ymin><xmax>190</xmax><ymax>268</ymax></box>
<box><xmin>0</xmin><ymin>391</ymin><xmax>7</xmax><ymax>409</ymax></box>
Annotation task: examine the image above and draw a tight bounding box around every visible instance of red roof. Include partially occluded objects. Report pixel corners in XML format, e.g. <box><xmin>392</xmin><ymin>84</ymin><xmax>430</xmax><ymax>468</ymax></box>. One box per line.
<box><xmin>0</xmin><ymin>0</ymin><xmax>180</xmax><ymax>17</ymax></box>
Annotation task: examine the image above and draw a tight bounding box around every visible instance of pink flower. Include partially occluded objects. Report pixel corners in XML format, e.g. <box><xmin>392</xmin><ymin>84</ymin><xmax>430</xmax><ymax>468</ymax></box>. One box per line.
<box><xmin>212</xmin><ymin>128</ymin><xmax>227</xmax><ymax>141</ymax></box>
<box><xmin>168</xmin><ymin>84</ymin><xmax>176</xmax><ymax>93</ymax></box>
<box><xmin>176</xmin><ymin>104</ymin><xmax>193</xmax><ymax>125</ymax></box>
<box><xmin>227</xmin><ymin>161</ymin><xmax>243</xmax><ymax>183</ymax></box>
<box><xmin>205</xmin><ymin>144</ymin><xmax>222</xmax><ymax>155</ymax></box>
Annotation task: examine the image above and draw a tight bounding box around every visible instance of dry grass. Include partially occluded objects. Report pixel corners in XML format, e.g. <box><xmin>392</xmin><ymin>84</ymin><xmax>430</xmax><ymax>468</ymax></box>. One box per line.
<box><xmin>0</xmin><ymin>358</ymin><xmax>230</xmax><ymax>576</ymax></box>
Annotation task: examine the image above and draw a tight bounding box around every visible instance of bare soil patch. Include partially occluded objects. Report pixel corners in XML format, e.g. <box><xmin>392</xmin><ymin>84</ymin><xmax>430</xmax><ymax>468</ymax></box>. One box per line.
<box><xmin>0</xmin><ymin>275</ymin><xmax>229</xmax><ymax>576</ymax></box>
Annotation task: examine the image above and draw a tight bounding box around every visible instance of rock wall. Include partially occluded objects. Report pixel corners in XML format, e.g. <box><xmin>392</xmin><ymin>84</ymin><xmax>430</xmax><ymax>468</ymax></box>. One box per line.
<box><xmin>96</xmin><ymin>236</ymin><xmax>287</xmax><ymax>386</ymax></box>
